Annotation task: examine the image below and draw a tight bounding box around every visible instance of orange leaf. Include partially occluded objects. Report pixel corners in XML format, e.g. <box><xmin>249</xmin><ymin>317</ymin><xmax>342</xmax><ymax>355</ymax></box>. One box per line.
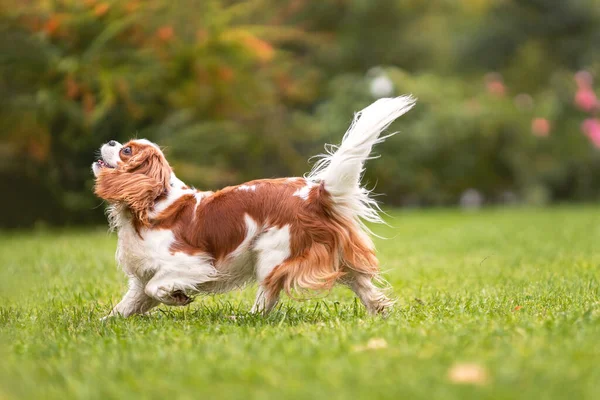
<box><xmin>156</xmin><ymin>26</ymin><xmax>174</xmax><ymax>42</ymax></box>
<box><xmin>125</xmin><ymin>0</ymin><xmax>140</xmax><ymax>14</ymax></box>
<box><xmin>28</xmin><ymin>139</ymin><xmax>49</xmax><ymax>162</ymax></box>
<box><xmin>83</xmin><ymin>93</ymin><xmax>96</xmax><ymax>115</ymax></box>
<box><xmin>65</xmin><ymin>75</ymin><xmax>80</xmax><ymax>99</ymax></box>
<box><xmin>44</xmin><ymin>16</ymin><xmax>61</xmax><ymax>36</ymax></box>
<box><xmin>196</xmin><ymin>29</ymin><xmax>208</xmax><ymax>43</ymax></box>
<box><xmin>242</xmin><ymin>34</ymin><xmax>275</xmax><ymax>63</ymax></box>
<box><xmin>448</xmin><ymin>363</ymin><xmax>489</xmax><ymax>385</ymax></box>
<box><xmin>94</xmin><ymin>3</ymin><xmax>110</xmax><ymax>17</ymax></box>
<box><xmin>216</xmin><ymin>66</ymin><xmax>234</xmax><ymax>82</ymax></box>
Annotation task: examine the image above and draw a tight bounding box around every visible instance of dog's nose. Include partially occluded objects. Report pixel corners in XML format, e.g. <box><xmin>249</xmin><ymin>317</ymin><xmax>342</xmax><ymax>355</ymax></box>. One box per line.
<box><xmin>108</xmin><ymin>140</ymin><xmax>117</xmax><ymax>147</ymax></box>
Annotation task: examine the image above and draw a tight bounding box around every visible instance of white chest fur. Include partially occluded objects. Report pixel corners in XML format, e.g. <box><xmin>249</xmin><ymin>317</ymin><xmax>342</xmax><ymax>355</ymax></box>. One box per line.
<box><xmin>115</xmin><ymin>223</ymin><xmax>217</xmax><ymax>286</ymax></box>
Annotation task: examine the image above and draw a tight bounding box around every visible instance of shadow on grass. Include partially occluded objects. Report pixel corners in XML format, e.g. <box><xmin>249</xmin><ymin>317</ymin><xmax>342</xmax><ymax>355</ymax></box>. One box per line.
<box><xmin>106</xmin><ymin>298</ymin><xmax>373</xmax><ymax>327</ymax></box>
<box><xmin>0</xmin><ymin>297</ymin><xmax>383</xmax><ymax>332</ymax></box>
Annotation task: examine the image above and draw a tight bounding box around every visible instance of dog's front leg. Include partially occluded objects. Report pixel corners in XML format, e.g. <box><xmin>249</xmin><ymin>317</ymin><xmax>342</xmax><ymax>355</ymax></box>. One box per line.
<box><xmin>143</xmin><ymin>272</ymin><xmax>202</xmax><ymax>307</ymax></box>
<box><xmin>103</xmin><ymin>277</ymin><xmax>159</xmax><ymax>319</ymax></box>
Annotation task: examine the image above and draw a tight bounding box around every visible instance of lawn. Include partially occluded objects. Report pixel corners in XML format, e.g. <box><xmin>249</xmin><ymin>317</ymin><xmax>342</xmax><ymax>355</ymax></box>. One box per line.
<box><xmin>1</xmin><ymin>207</ymin><xmax>599</xmax><ymax>400</ymax></box>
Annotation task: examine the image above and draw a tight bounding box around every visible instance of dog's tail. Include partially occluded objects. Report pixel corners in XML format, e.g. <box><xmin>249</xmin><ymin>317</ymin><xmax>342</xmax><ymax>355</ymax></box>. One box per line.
<box><xmin>307</xmin><ymin>95</ymin><xmax>416</xmax><ymax>226</ymax></box>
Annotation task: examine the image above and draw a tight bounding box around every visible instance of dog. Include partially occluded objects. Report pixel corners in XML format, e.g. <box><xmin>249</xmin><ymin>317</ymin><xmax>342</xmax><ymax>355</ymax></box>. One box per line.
<box><xmin>93</xmin><ymin>96</ymin><xmax>415</xmax><ymax>318</ymax></box>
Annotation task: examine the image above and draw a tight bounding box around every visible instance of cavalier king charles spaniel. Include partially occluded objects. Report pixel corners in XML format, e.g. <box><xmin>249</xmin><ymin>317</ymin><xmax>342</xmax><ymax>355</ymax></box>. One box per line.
<box><xmin>93</xmin><ymin>96</ymin><xmax>415</xmax><ymax>318</ymax></box>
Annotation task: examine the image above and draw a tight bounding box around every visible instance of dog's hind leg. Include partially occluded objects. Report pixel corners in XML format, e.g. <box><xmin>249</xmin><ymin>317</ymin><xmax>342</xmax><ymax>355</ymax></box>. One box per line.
<box><xmin>249</xmin><ymin>225</ymin><xmax>291</xmax><ymax>315</ymax></box>
<box><xmin>345</xmin><ymin>272</ymin><xmax>394</xmax><ymax>315</ymax></box>
<box><xmin>250</xmin><ymin>285</ymin><xmax>281</xmax><ymax>315</ymax></box>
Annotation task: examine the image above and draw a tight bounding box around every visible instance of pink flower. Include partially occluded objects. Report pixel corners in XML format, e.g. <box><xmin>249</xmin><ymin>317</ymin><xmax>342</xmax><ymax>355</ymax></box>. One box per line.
<box><xmin>582</xmin><ymin>118</ymin><xmax>600</xmax><ymax>148</ymax></box>
<box><xmin>531</xmin><ymin>118</ymin><xmax>551</xmax><ymax>137</ymax></box>
<box><xmin>485</xmin><ymin>72</ymin><xmax>505</xmax><ymax>97</ymax></box>
<box><xmin>487</xmin><ymin>81</ymin><xmax>505</xmax><ymax>96</ymax></box>
<box><xmin>575</xmin><ymin>87</ymin><xmax>598</xmax><ymax>112</ymax></box>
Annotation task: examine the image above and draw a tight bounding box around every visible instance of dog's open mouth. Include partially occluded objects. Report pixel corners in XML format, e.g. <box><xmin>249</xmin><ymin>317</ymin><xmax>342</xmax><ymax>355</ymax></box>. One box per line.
<box><xmin>96</xmin><ymin>159</ymin><xmax>115</xmax><ymax>169</ymax></box>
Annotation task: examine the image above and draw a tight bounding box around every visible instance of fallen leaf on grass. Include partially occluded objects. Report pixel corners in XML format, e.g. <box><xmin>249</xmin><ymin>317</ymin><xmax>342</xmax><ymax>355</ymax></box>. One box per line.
<box><xmin>448</xmin><ymin>363</ymin><xmax>489</xmax><ymax>385</ymax></box>
<box><xmin>352</xmin><ymin>338</ymin><xmax>388</xmax><ymax>352</ymax></box>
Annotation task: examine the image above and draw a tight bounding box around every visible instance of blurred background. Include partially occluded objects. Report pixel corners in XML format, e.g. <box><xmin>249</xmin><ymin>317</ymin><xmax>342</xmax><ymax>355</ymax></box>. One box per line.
<box><xmin>1</xmin><ymin>0</ymin><xmax>599</xmax><ymax>228</ymax></box>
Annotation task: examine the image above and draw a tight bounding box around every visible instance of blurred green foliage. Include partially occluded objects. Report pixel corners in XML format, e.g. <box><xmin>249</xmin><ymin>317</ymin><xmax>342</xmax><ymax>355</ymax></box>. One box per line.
<box><xmin>1</xmin><ymin>0</ymin><xmax>600</xmax><ymax>227</ymax></box>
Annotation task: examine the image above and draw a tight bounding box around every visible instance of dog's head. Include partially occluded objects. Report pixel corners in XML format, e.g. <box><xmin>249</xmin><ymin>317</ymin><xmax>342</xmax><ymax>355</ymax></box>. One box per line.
<box><xmin>92</xmin><ymin>139</ymin><xmax>171</xmax><ymax>225</ymax></box>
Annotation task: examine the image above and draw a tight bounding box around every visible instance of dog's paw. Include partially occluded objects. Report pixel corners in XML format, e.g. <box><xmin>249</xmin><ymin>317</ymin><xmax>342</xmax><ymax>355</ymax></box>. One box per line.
<box><xmin>170</xmin><ymin>290</ymin><xmax>193</xmax><ymax>306</ymax></box>
<box><xmin>147</xmin><ymin>284</ymin><xmax>194</xmax><ymax>306</ymax></box>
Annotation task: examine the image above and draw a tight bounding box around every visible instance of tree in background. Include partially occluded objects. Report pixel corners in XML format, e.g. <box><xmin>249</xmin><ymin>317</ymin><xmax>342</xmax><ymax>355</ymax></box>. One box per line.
<box><xmin>1</xmin><ymin>0</ymin><xmax>599</xmax><ymax>227</ymax></box>
<box><xmin>0</xmin><ymin>0</ymin><xmax>323</xmax><ymax>226</ymax></box>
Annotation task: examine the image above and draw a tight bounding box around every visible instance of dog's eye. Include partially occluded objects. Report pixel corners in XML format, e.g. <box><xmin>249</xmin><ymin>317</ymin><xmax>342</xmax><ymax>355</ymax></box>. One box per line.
<box><xmin>122</xmin><ymin>147</ymin><xmax>132</xmax><ymax>155</ymax></box>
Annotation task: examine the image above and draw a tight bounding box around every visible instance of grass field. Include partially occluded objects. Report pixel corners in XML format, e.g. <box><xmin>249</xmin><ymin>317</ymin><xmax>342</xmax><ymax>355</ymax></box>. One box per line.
<box><xmin>1</xmin><ymin>207</ymin><xmax>599</xmax><ymax>399</ymax></box>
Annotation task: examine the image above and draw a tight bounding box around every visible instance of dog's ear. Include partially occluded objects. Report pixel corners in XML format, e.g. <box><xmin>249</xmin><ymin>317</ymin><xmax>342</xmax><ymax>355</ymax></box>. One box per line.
<box><xmin>94</xmin><ymin>169</ymin><xmax>165</xmax><ymax>226</ymax></box>
<box><xmin>123</xmin><ymin>146</ymin><xmax>171</xmax><ymax>191</ymax></box>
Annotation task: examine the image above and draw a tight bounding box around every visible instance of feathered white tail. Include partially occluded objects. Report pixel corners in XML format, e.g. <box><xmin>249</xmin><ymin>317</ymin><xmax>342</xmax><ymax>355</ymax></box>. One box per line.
<box><xmin>307</xmin><ymin>95</ymin><xmax>416</xmax><ymax>225</ymax></box>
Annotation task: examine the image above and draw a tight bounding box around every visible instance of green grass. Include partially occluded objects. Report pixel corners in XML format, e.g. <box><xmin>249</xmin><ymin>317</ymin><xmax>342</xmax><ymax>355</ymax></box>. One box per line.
<box><xmin>1</xmin><ymin>207</ymin><xmax>599</xmax><ymax>399</ymax></box>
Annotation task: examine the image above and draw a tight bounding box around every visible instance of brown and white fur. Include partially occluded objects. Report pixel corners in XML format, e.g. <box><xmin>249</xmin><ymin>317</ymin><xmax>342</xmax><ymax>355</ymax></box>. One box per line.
<box><xmin>92</xmin><ymin>96</ymin><xmax>415</xmax><ymax>318</ymax></box>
